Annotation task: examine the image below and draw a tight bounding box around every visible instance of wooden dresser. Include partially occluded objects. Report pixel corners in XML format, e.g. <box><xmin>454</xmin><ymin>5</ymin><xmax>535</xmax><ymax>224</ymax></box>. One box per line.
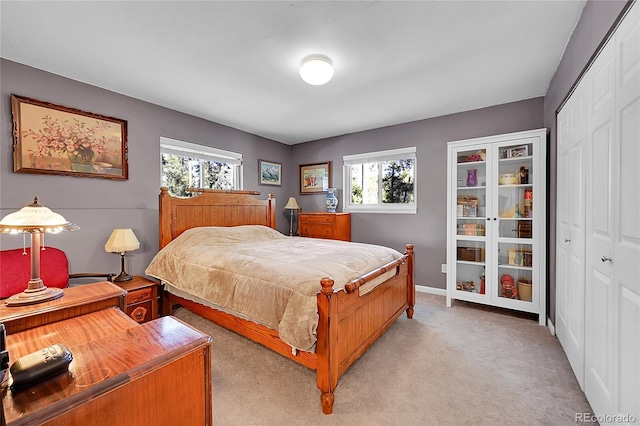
<box><xmin>2</xmin><ymin>308</ymin><xmax>212</xmax><ymax>426</ymax></box>
<box><xmin>299</xmin><ymin>212</ymin><xmax>351</xmax><ymax>241</ymax></box>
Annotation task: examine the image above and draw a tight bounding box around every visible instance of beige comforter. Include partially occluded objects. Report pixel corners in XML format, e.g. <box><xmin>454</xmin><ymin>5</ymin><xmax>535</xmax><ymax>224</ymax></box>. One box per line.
<box><xmin>145</xmin><ymin>225</ymin><xmax>403</xmax><ymax>351</ymax></box>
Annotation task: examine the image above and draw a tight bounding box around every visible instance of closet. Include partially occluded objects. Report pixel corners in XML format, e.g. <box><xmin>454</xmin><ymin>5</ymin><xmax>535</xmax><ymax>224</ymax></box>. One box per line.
<box><xmin>556</xmin><ymin>1</ymin><xmax>638</xmax><ymax>420</ymax></box>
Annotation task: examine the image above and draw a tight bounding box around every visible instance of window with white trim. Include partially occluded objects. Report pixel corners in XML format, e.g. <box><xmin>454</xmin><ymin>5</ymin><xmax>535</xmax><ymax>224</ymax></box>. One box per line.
<box><xmin>160</xmin><ymin>137</ymin><xmax>243</xmax><ymax>197</ymax></box>
<box><xmin>343</xmin><ymin>147</ymin><xmax>416</xmax><ymax>214</ymax></box>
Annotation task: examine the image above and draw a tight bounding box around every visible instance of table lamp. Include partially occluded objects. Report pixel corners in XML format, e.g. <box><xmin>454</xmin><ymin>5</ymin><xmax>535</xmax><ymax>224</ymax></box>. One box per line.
<box><xmin>284</xmin><ymin>197</ymin><xmax>300</xmax><ymax>236</ymax></box>
<box><xmin>105</xmin><ymin>228</ymin><xmax>140</xmax><ymax>282</ymax></box>
<box><xmin>0</xmin><ymin>197</ymin><xmax>78</xmax><ymax>306</ymax></box>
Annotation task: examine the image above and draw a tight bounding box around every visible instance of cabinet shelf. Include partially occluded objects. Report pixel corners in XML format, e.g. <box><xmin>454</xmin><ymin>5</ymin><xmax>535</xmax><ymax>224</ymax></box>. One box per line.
<box><xmin>499</xmin><ymin>155</ymin><xmax>533</xmax><ymax>163</ymax></box>
<box><xmin>457</xmin><ymin>160</ymin><xmax>486</xmax><ymax>167</ymax></box>
<box><xmin>497</xmin><ymin>264</ymin><xmax>533</xmax><ymax>271</ymax></box>
<box><xmin>456</xmin><ymin>260</ymin><xmax>486</xmax><ymax>266</ymax></box>
<box><xmin>457</xmin><ymin>185</ymin><xmax>486</xmax><ymax>190</ymax></box>
<box><xmin>456</xmin><ymin>235</ymin><xmax>485</xmax><ymax>242</ymax></box>
<box><xmin>498</xmin><ymin>237</ymin><xmax>533</xmax><ymax>244</ymax></box>
<box><xmin>497</xmin><ymin>183</ymin><xmax>533</xmax><ymax>188</ymax></box>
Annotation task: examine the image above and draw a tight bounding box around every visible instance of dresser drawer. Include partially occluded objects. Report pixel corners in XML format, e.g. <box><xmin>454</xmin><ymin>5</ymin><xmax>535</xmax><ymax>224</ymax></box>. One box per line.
<box><xmin>300</xmin><ymin>215</ymin><xmax>335</xmax><ymax>224</ymax></box>
<box><xmin>126</xmin><ymin>288</ymin><xmax>153</xmax><ymax>305</ymax></box>
<box><xmin>300</xmin><ymin>223</ymin><xmax>333</xmax><ymax>239</ymax></box>
<box><xmin>126</xmin><ymin>300</ymin><xmax>153</xmax><ymax>324</ymax></box>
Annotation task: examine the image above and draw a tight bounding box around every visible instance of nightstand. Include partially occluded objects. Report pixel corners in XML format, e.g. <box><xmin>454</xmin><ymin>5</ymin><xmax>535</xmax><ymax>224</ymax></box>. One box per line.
<box><xmin>299</xmin><ymin>212</ymin><xmax>351</xmax><ymax>241</ymax></box>
<box><xmin>114</xmin><ymin>275</ymin><xmax>159</xmax><ymax>324</ymax></box>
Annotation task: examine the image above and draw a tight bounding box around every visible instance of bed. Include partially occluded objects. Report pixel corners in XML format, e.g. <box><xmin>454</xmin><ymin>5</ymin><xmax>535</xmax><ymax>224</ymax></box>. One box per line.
<box><xmin>149</xmin><ymin>187</ymin><xmax>414</xmax><ymax>414</ymax></box>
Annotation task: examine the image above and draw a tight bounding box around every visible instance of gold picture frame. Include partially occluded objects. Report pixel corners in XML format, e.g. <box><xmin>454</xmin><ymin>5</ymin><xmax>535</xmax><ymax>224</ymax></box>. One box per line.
<box><xmin>299</xmin><ymin>161</ymin><xmax>331</xmax><ymax>194</ymax></box>
<box><xmin>11</xmin><ymin>94</ymin><xmax>128</xmax><ymax>180</ymax></box>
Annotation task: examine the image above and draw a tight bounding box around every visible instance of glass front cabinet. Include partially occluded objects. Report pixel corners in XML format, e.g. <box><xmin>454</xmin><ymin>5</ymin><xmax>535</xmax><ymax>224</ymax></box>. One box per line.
<box><xmin>446</xmin><ymin>128</ymin><xmax>547</xmax><ymax>325</ymax></box>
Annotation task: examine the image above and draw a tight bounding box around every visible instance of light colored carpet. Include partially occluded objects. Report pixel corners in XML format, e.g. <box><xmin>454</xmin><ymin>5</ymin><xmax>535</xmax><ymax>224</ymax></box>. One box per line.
<box><xmin>172</xmin><ymin>292</ymin><xmax>593</xmax><ymax>425</ymax></box>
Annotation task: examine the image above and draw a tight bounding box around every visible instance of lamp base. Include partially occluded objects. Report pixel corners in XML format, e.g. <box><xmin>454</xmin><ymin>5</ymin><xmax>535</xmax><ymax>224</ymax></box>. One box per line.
<box><xmin>113</xmin><ymin>271</ymin><xmax>133</xmax><ymax>282</ymax></box>
<box><xmin>5</xmin><ymin>286</ymin><xmax>64</xmax><ymax>307</ymax></box>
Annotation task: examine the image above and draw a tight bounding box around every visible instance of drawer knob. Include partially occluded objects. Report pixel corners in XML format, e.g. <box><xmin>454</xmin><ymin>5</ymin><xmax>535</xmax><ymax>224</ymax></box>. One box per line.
<box><xmin>130</xmin><ymin>306</ymin><xmax>148</xmax><ymax>323</ymax></box>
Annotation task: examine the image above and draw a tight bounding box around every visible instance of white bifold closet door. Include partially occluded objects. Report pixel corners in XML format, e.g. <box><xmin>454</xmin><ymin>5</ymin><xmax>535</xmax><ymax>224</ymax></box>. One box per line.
<box><xmin>556</xmin><ymin>78</ymin><xmax>587</xmax><ymax>389</ymax></box>
<box><xmin>557</xmin><ymin>1</ymin><xmax>639</xmax><ymax>420</ymax></box>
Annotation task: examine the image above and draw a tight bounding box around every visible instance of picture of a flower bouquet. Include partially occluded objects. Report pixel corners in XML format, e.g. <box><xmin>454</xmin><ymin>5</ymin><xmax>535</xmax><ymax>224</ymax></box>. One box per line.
<box><xmin>12</xmin><ymin>94</ymin><xmax>128</xmax><ymax>180</ymax></box>
<box><xmin>24</xmin><ymin>116</ymin><xmax>119</xmax><ymax>165</ymax></box>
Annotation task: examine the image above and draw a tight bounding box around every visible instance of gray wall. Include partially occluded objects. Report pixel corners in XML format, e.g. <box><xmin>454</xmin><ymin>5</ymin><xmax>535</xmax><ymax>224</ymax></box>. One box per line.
<box><xmin>543</xmin><ymin>0</ymin><xmax>629</xmax><ymax>323</ymax></box>
<box><xmin>292</xmin><ymin>98</ymin><xmax>544</xmax><ymax>289</ymax></box>
<box><xmin>0</xmin><ymin>59</ymin><xmax>293</xmax><ymax>278</ymax></box>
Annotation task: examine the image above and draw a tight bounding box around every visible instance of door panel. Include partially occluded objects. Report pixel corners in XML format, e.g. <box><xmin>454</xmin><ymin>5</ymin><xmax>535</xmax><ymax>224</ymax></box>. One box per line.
<box><xmin>556</xmin><ymin>84</ymin><xmax>586</xmax><ymax>387</ymax></box>
<box><xmin>585</xmin><ymin>38</ymin><xmax>615</xmax><ymax>417</ymax></box>
<box><xmin>613</xmin><ymin>2</ymin><xmax>639</xmax><ymax>416</ymax></box>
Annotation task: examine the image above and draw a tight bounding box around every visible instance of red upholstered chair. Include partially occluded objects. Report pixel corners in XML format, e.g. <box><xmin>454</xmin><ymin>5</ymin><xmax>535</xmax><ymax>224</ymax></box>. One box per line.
<box><xmin>0</xmin><ymin>247</ymin><xmax>114</xmax><ymax>299</ymax></box>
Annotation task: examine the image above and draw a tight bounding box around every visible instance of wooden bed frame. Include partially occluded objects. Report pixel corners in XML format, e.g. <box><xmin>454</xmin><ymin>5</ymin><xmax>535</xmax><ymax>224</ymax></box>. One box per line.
<box><xmin>158</xmin><ymin>187</ymin><xmax>415</xmax><ymax>414</ymax></box>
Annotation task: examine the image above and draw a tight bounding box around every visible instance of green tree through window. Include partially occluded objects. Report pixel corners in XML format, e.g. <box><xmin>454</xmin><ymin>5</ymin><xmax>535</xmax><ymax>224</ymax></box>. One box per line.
<box><xmin>382</xmin><ymin>159</ymin><xmax>414</xmax><ymax>203</ymax></box>
<box><xmin>160</xmin><ymin>138</ymin><xmax>242</xmax><ymax>197</ymax></box>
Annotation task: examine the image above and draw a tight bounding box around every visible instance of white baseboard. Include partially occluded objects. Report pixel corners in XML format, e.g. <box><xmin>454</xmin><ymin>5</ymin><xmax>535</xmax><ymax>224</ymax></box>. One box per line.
<box><xmin>547</xmin><ymin>317</ymin><xmax>555</xmax><ymax>335</ymax></box>
<box><xmin>416</xmin><ymin>285</ymin><xmax>446</xmax><ymax>296</ymax></box>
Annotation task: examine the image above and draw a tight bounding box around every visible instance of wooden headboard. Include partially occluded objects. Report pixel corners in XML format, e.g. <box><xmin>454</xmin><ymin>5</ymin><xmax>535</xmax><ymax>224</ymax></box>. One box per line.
<box><xmin>159</xmin><ymin>187</ymin><xmax>276</xmax><ymax>249</ymax></box>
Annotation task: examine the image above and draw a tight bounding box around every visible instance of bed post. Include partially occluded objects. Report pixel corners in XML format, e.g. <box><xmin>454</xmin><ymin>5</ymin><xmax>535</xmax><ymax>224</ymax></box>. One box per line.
<box><xmin>267</xmin><ymin>193</ymin><xmax>276</xmax><ymax>230</ymax></box>
<box><xmin>159</xmin><ymin>187</ymin><xmax>172</xmax><ymax>249</ymax></box>
<box><xmin>316</xmin><ymin>277</ymin><xmax>338</xmax><ymax>414</ymax></box>
<box><xmin>405</xmin><ymin>244</ymin><xmax>415</xmax><ymax>319</ymax></box>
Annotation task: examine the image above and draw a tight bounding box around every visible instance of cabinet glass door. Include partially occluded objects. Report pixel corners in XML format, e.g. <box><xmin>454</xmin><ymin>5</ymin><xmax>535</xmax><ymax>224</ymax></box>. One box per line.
<box><xmin>454</xmin><ymin>147</ymin><xmax>488</xmax><ymax>296</ymax></box>
<box><xmin>495</xmin><ymin>142</ymin><xmax>535</xmax><ymax>304</ymax></box>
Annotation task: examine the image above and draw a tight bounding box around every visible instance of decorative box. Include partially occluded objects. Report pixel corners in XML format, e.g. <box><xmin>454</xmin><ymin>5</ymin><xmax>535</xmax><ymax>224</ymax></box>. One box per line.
<box><xmin>458</xmin><ymin>224</ymin><xmax>485</xmax><ymax>236</ymax></box>
<box><xmin>508</xmin><ymin>249</ymin><xmax>532</xmax><ymax>266</ymax></box>
<box><xmin>457</xmin><ymin>196</ymin><xmax>478</xmax><ymax>217</ymax></box>
<box><xmin>499</xmin><ymin>173</ymin><xmax>517</xmax><ymax>185</ymax></box>
<box><xmin>517</xmin><ymin>221</ymin><xmax>532</xmax><ymax>238</ymax></box>
<box><xmin>457</xmin><ymin>247</ymin><xmax>484</xmax><ymax>262</ymax></box>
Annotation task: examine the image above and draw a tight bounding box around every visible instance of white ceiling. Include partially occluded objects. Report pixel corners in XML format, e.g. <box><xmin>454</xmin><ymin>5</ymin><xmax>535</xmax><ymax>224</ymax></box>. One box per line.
<box><xmin>0</xmin><ymin>1</ymin><xmax>586</xmax><ymax>145</ymax></box>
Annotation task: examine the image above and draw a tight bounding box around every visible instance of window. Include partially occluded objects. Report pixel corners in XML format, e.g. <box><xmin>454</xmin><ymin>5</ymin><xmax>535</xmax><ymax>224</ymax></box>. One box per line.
<box><xmin>160</xmin><ymin>137</ymin><xmax>242</xmax><ymax>197</ymax></box>
<box><xmin>343</xmin><ymin>147</ymin><xmax>416</xmax><ymax>213</ymax></box>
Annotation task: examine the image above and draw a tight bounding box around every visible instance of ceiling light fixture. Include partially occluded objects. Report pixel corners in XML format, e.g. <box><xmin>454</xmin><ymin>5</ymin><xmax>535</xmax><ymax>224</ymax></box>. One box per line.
<box><xmin>299</xmin><ymin>55</ymin><xmax>334</xmax><ymax>85</ymax></box>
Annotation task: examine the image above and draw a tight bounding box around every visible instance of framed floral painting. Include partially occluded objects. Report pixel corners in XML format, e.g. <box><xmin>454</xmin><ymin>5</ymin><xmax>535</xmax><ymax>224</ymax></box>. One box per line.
<box><xmin>11</xmin><ymin>94</ymin><xmax>128</xmax><ymax>180</ymax></box>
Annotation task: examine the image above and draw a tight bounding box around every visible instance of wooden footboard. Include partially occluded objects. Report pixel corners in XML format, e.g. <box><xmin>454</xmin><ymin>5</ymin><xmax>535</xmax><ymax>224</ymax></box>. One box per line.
<box><xmin>316</xmin><ymin>244</ymin><xmax>414</xmax><ymax>414</ymax></box>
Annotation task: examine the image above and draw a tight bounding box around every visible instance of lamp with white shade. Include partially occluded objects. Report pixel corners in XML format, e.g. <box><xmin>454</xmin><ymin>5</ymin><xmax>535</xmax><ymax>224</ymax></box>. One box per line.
<box><xmin>105</xmin><ymin>228</ymin><xmax>140</xmax><ymax>282</ymax></box>
<box><xmin>284</xmin><ymin>197</ymin><xmax>300</xmax><ymax>236</ymax></box>
<box><xmin>0</xmin><ymin>197</ymin><xmax>78</xmax><ymax>306</ymax></box>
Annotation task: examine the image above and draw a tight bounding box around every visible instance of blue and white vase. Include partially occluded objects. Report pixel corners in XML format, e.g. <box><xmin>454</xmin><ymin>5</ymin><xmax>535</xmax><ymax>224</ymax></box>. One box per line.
<box><xmin>325</xmin><ymin>188</ymin><xmax>338</xmax><ymax>213</ymax></box>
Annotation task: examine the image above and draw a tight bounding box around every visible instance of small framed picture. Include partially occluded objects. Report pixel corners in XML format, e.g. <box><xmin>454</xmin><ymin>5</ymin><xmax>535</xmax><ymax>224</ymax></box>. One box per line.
<box><xmin>299</xmin><ymin>161</ymin><xmax>331</xmax><ymax>194</ymax></box>
<box><xmin>259</xmin><ymin>159</ymin><xmax>282</xmax><ymax>186</ymax></box>
<box><xmin>508</xmin><ymin>145</ymin><xmax>529</xmax><ymax>158</ymax></box>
